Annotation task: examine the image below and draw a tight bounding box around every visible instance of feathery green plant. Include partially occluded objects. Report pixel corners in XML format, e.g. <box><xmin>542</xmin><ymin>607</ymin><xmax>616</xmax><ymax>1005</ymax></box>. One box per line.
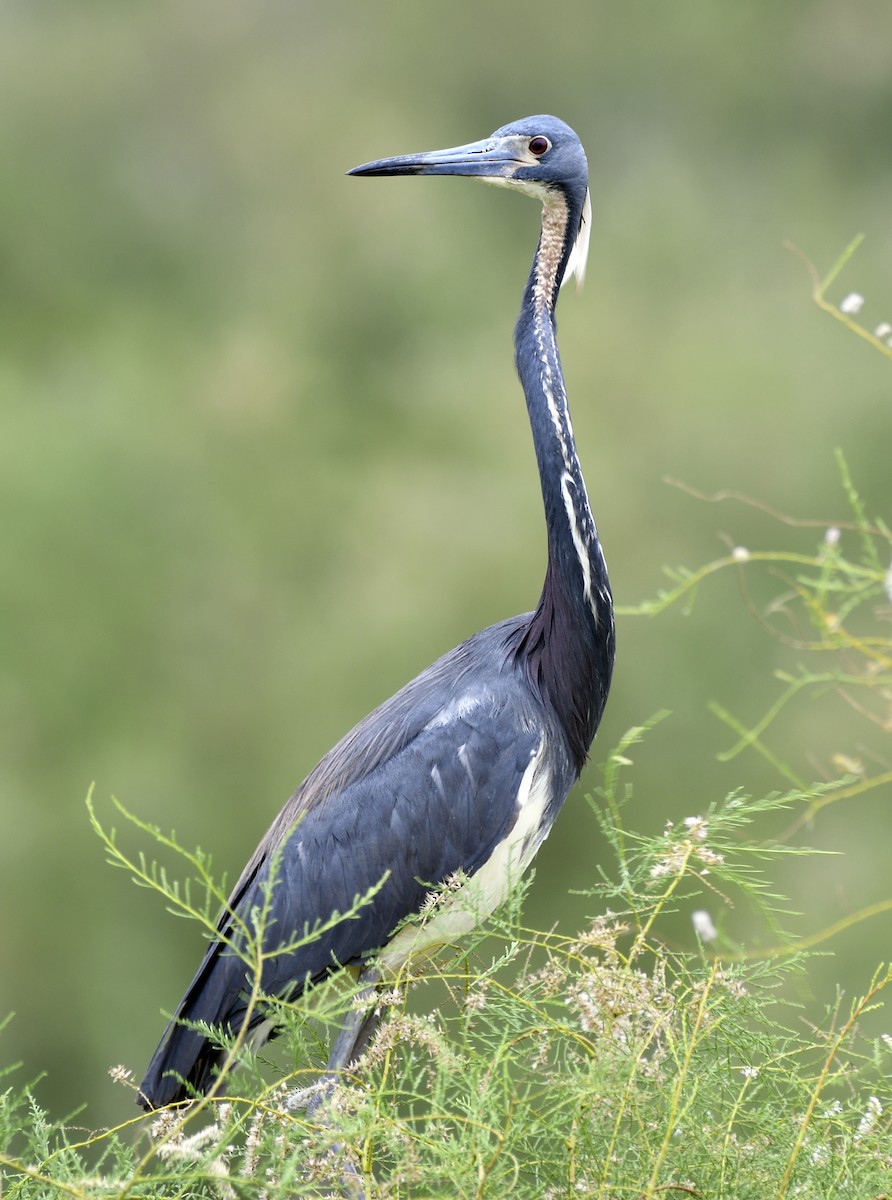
<box><xmin>2</xmin><ymin>726</ymin><xmax>891</xmax><ymax>1197</ymax></box>
<box><xmin>2</xmin><ymin>240</ymin><xmax>891</xmax><ymax>1197</ymax></box>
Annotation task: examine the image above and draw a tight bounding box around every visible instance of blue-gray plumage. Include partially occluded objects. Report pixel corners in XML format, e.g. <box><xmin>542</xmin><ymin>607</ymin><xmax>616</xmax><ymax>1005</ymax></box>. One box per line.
<box><xmin>138</xmin><ymin>115</ymin><xmax>615</xmax><ymax>1110</ymax></box>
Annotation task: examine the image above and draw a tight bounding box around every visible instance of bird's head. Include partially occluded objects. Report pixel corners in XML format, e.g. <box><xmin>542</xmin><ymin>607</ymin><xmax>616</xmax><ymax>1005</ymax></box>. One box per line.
<box><xmin>348</xmin><ymin>115</ymin><xmax>590</xmax><ymax>289</ymax></box>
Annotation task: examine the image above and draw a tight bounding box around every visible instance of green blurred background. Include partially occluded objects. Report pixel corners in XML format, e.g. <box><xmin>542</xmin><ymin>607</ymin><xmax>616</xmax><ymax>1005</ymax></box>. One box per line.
<box><xmin>2</xmin><ymin>1</ymin><xmax>891</xmax><ymax>1128</ymax></box>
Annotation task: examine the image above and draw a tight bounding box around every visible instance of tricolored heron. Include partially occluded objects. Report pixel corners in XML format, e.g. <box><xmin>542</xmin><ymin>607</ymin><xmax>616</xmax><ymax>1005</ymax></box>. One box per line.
<box><xmin>138</xmin><ymin>115</ymin><xmax>615</xmax><ymax>1110</ymax></box>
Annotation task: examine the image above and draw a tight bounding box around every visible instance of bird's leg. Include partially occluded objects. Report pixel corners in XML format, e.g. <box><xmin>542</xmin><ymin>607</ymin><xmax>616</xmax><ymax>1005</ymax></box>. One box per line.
<box><xmin>306</xmin><ymin>964</ymin><xmax>382</xmax><ymax>1117</ymax></box>
<box><xmin>293</xmin><ymin>966</ymin><xmax>382</xmax><ymax>1200</ymax></box>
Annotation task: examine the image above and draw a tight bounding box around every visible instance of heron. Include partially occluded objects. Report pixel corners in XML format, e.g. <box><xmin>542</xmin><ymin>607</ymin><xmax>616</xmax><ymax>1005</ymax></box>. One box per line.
<box><xmin>138</xmin><ymin>114</ymin><xmax>615</xmax><ymax>1111</ymax></box>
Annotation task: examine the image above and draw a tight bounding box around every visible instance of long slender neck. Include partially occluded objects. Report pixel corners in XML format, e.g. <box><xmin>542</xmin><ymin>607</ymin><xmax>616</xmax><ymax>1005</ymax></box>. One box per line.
<box><xmin>511</xmin><ymin>191</ymin><xmax>614</xmax><ymax>772</ymax></box>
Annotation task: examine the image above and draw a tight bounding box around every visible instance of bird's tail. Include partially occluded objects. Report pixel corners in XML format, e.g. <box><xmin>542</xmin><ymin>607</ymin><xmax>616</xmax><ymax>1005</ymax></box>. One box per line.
<box><xmin>137</xmin><ymin>951</ymin><xmax>247</xmax><ymax>1110</ymax></box>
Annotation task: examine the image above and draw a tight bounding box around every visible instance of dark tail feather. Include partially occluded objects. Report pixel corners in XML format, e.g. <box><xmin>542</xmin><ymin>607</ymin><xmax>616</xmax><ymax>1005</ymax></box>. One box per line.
<box><xmin>137</xmin><ymin>952</ymin><xmax>246</xmax><ymax>1111</ymax></box>
<box><xmin>137</xmin><ymin>1020</ymin><xmax>227</xmax><ymax>1110</ymax></box>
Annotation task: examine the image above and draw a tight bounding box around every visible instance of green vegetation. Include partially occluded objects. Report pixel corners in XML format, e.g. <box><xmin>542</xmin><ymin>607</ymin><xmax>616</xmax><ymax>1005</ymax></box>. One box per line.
<box><xmin>2</xmin><ymin>4</ymin><xmax>891</xmax><ymax>1193</ymax></box>
<box><xmin>3</xmin><ymin>299</ymin><xmax>890</xmax><ymax>1188</ymax></box>
<box><xmin>3</xmin><ymin>738</ymin><xmax>891</xmax><ymax>1195</ymax></box>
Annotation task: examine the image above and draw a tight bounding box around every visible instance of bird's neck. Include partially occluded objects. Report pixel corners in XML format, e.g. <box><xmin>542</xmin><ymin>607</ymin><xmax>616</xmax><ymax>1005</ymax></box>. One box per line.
<box><xmin>511</xmin><ymin>192</ymin><xmax>614</xmax><ymax>771</ymax></box>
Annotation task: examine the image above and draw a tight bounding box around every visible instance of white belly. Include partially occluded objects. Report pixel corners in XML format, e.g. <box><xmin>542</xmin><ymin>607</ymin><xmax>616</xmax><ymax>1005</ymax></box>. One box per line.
<box><xmin>378</xmin><ymin>739</ymin><xmax>552</xmax><ymax>975</ymax></box>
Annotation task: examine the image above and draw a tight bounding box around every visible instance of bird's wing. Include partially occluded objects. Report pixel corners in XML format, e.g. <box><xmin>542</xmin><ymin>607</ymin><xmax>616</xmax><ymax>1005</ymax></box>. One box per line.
<box><xmin>233</xmin><ymin>615</ymin><xmax>558</xmax><ymax>994</ymax></box>
<box><xmin>138</xmin><ymin>623</ymin><xmax>553</xmax><ymax>1106</ymax></box>
<box><xmin>254</xmin><ymin>683</ymin><xmax>546</xmax><ymax>998</ymax></box>
<box><xmin>216</xmin><ymin>616</ymin><xmax>531</xmax><ymax>935</ymax></box>
<box><xmin>165</xmin><ymin>617</ymin><xmax>555</xmax><ymax>1014</ymax></box>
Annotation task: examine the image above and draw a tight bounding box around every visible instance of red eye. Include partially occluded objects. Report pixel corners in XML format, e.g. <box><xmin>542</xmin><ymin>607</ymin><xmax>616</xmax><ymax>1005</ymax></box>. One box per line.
<box><xmin>528</xmin><ymin>136</ymin><xmax>550</xmax><ymax>157</ymax></box>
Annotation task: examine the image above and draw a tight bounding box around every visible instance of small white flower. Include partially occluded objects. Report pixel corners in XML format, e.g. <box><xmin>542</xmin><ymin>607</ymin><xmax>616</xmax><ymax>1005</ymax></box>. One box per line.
<box><xmin>285</xmin><ymin>1082</ymin><xmax>326</xmax><ymax>1111</ymax></box>
<box><xmin>683</xmin><ymin>815</ymin><xmax>708</xmax><ymax>840</ymax></box>
<box><xmin>650</xmin><ymin>844</ymin><xmax>687</xmax><ymax>878</ymax></box>
<box><xmin>731</xmin><ymin>546</ymin><xmax>750</xmax><ymax>562</ymax></box>
<box><xmin>691</xmin><ymin>909</ymin><xmax>718</xmax><ymax>943</ymax></box>
<box><xmin>881</xmin><ymin>1033</ymin><xmax>892</xmax><ymax>1052</ymax></box>
<box><xmin>824</xmin><ymin>525</ymin><xmax>841</xmax><ymax>546</ymax></box>
<box><xmin>697</xmin><ymin>847</ymin><xmax>725</xmax><ymax>867</ymax></box>
<box><xmin>376</xmin><ymin>989</ymin><xmax>403</xmax><ymax>1009</ymax></box>
<box><xmin>840</xmin><ymin>292</ymin><xmax>865</xmax><ymax>314</ymax></box>
<box><xmin>855</xmin><ymin>1095</ymin><xmax>882</xmax><ymax>1140</ymax></box>
<box><xmin>740</xmin><ymin>1065</ymin><xmax>759</xmax><ymax>1080</ymax></box>
<box><xmin>874</xmin><ymin>322</ymin><xmax>892</xmax><ymax>338</ymax></box>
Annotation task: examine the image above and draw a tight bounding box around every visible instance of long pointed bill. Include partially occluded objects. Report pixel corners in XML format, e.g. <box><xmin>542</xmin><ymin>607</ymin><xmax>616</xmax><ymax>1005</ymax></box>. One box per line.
<box><xmin>349</xmin><ymin>132</ymin><xmax>591</xmax><ymax>293</ymax></box>
<box><xmin>348</xmin><ymin>136</ymin><xmax>523</xmax><ymax>181</ymax></box>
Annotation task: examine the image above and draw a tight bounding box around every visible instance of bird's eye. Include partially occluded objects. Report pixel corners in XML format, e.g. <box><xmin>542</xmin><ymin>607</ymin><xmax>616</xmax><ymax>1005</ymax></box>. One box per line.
<box><xmin>528</xmin><ymin>136</ymin><xmax>550</xmax><ymax>157</ymax></box>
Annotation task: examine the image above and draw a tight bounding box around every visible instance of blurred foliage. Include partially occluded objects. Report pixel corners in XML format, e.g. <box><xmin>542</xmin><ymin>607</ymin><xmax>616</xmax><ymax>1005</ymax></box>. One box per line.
<box><xmin>1</xmin><ymin>0</ymin><xmax>891</xmax><ymax>1132</ymax></box>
